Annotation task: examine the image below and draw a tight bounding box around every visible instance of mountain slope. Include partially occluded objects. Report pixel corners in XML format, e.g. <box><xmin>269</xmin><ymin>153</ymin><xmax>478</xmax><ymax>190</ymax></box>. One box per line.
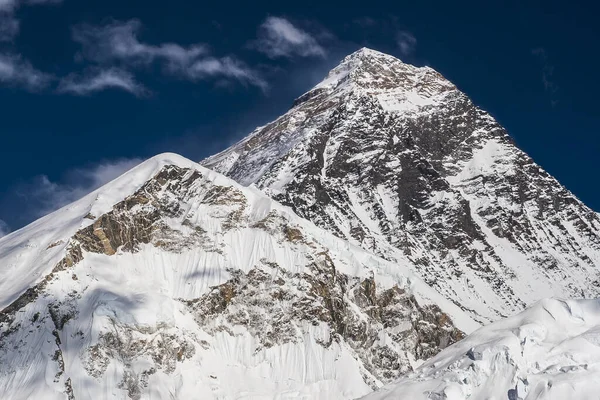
<box><xmin>0</xmin><ymin>153</ymin><xmax>475</xmax><ymax>400</ymax></box>
<box><xmin>203</xmin><ymin>47</ymin><xmax>600</xmax><ymax>324</ymax></box>
<box><xmin>2</xmin><ymin>47</ymin><xmax>599</xmax><ymax>399</ymax></box>
<box><xmin>361</xmin><ymin>298</ymin><xmax>600</xmax><ymax>400</ymax></box>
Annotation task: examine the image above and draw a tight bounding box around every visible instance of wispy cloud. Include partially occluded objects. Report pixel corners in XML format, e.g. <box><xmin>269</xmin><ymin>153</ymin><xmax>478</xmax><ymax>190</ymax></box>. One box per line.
<box><xmin>66</xmin><ymin>157</ymin><xmax>144</xmax><ymax>193</ymax></box>
<box><xmin>72</xmin><ymin>19</ymin><xmax>207</xmax><ymax>66</ymax></box>
<box><xmin>532</xmin><ymin>47</ymin><xmax>559</xmax><ymax>105</ymax></box>
<box><xmin>0</xmin><ymin>219</ymin><xmax>9</xmax><ymax>238</ymax></box>
<box><xmin>72</xmin><ymin>19</ymin><xmax>266</xmax><ymax>90</ymax></box>
<box><xmin>0</xmin><ymin>13</ymin><xmax>19</xmax><ymax>41</ymax></box>
<box><xmin>0</xmin><ymin>0</ymin><xmax>61</xmax><ymax>11</ymax></box>
<box><xmin>0</xmin><ymin>0</ymin><xmax>62</xmax><ymax>41</ymax></box>
<box><xmin>15</xmin><ymin>157</ymin><xmax>143</xmax><ymax>218</ymax></box>
<box><xmin>0</xmin><ymin>0</ymin><xmax>57</xmax><ymax>91</ymax></box>
<box><xmin>0</xmin><ymin>53</ymin><xmax>52</xmax><ymax>90</ymax></box>
<box><xmin>396</xmin><ymin>31</ymin><xmax>417</xmax><ymax>56</ymax></box>
<box><xmin>170</xmin><ymin>56</ymin><xmax>268</xmax><ymax>90</ymax></box>
<box><xmin>0</xmin><ymin>0</ymin><xmax>16</xmax><ymax>11</ymax></box>
<box><xmin>58</xmin><ymin>67</ymin><xmax>148</xmax><ymax>96</ymax></box>
<box><xmin>250</xmin><ymin>16</ymin><xmax>326</xmax><ymax>59</ymax></box>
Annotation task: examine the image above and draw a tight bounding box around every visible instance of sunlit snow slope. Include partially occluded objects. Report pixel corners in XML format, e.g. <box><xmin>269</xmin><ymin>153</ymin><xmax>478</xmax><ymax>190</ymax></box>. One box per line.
<box><xmin>0</xmin><ymin>153</ymin><xmax>475</xmax><ymax>400</ymax></box>
<box><xmin>203</xmin><ymin>48</ymin><xmax>600</xmax><ymax>324</ymax></box>
<box><xmin>361</xmin><ymin>298</ymin><xmax>600</xmax><ymax>400</ymax></box>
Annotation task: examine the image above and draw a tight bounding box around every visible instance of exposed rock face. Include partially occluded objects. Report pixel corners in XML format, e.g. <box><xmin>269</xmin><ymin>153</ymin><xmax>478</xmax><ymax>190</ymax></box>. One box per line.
<box><xmin>74</xmin><ymin>166</ymin><xmax>224</xmax><ymax>255</ymax></box>
<box><xmin>0</xmin><ymin>156</ymin><xmax>468</xmax><ymax>399</ymax></box>
<box><xmin>184</xmin><ymin>255</ymin><xmax>462</xmax><ymax>386</ymax></box>
<box><xmin>203</xmin><ymin>47</ymin><xmax>600</xmax><ymax>323</ymax></box>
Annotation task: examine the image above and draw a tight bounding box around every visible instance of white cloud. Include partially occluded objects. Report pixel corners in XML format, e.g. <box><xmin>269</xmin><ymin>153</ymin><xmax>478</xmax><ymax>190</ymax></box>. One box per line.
<box><xmin>17</xmin><ymin>158</ymin><xmax>143</xmax><ymax>217</ymax></box>
<box><xmin>173</xmin><ymin>56</ymin><xmax>268</xmax><ymax>91</ymax></box>
<box><xmin>251</xmin><ymin>16</ymin><xmax>326</xmax><ymax>59</ymax></box>
<box><xmin>0</xmin><ymin>0</ymin><xmax>61</xmax><ymax>10</ymax></box>
<box><xmin>58</xmin><ymin>67</ymin><xmax>149</xmax><ymax>96</ymax></box>
<box><xmin>0</xmin><ymin>0</ymin><xmax>58</xmax><ymax>92</ymax></box>
<box><xmin>0</xmin><ymin>0</ymin><xmax>17</xmax><ymax>11</ymax></box>
<box><xmin>396</xmin><ymin>31</ymin><xmax>417</xmax><ymax>56</ymax></box>
<box><xmin>72</xmin><ymin>19</ymin><xmax>266</xmax><ymax>90</ymax></box>
<box><xmin>0</xmin><ymin>219</ymin><xmax>9</xmax><ymax>238</ymax></box>
<box><xmin>73</xmin><ymin>19</ymin><xmax>207</xmax><ymax>66</ymax></box>
<box><xmin>68</xmin><ymin>158</ymin><xmax>144</xmax><ymax>191</ymax></box>
<box><xmin>0</xmin><ymin>53</ymin><xmax>52</xmax><ymax>90</ymax></box>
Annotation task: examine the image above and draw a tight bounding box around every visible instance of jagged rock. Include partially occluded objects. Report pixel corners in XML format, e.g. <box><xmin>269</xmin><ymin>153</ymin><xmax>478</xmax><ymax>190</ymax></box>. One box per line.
<box><xmin>0</xmin><ymin>153</ymin><xmax>470</xmax><ymax>399</ymax></box>
<box><xmin>184</xmin><ymin>255</ymin><xmax>462</xmax><ymax>384</ymax></box>
<box><xmin>203</xmin><ymin>48</ymin><xmax>600</xmax><ymax>324</ymax></box>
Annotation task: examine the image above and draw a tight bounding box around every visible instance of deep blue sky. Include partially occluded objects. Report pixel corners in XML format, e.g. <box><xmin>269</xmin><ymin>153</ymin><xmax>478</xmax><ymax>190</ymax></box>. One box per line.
<box><xmin>0</xmin><ymin>0</ymin><xmax>598</xmax><ymax>234</ymax></box>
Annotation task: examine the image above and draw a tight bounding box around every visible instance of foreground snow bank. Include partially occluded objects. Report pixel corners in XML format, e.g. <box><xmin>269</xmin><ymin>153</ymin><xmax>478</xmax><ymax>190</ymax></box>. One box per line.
<box><xmin>361</xmin><ymin>298</ymin><xmax>600</xmax><ymax>400</ymax></box>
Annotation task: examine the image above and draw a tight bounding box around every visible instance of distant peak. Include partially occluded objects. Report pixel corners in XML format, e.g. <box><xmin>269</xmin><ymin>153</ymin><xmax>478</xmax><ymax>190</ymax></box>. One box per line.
<box><xmin>340</xmin><ymin>47</ymin><xmax>405</xmax><ymax>66</ymax></box>
<box><xmin>350</xmin><ymin>47</ymin><xmax>385</xmax><ymax>56</ymax></box>
<box><xmin>313</xmin><ymin>47</ymin><xmax>418</xmax><ymax>92</ymax></box>
<box><xmin>347</xmin><ymin>47</ymin><xmax>398</xmax><ymax>59</ymax></box>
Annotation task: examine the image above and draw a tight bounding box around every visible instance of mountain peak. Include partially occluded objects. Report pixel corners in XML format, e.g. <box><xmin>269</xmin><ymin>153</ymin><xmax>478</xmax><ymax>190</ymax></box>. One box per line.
<box><xmin>347</xmin><ymin>47</ymin><xmax>400</xmax><ymax>61</ymax></box>
<box><xmin>313</xmin><ymin>47</ymin><xmax>452</xmax><ymax>95</ymax></box>
<box><xmin>203</xmin><ymin>37</ymin><xmax>600</xmax><ymax>329</ymax></box>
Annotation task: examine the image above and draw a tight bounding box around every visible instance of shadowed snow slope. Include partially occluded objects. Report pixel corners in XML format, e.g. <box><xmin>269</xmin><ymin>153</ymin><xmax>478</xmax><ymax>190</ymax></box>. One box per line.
<box><xmin>361</xmin><ymin>298</ymin><xmax>600</xmax><ymax>400</ymax></box>
<box><xmin>0</xmin><ymin>153</ymin><xmax>475</xmax><ymax>400</ymax></box>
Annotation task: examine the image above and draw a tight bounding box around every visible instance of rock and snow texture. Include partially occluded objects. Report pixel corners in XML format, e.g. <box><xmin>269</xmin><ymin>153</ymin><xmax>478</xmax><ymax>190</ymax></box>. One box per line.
<box><xmin>203</xmin><ymin>47</ymin><xmax>600</xmax><ymax>324</ymax></box>
<box><xmin>0</xmin><ymin>153</ymin><xmax>473</xmax><ymax>400</ymax></box>
<box><xmin>1</xmin><ymin>47</ymin><xmax>600</xmax><ymax>400</ymax></box>
<box><xmin>361</xmin><ymin>298</ymin><xmax>600</xmax><ymax>400</ymax></box>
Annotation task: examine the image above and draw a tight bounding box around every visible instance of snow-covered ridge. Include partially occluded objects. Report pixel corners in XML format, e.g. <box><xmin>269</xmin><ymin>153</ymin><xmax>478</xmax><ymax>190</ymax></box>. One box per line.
<box><xmin>0</xmin><ymin>153</ymin><xmax>238</xmax><ymax>309</ymax></box>
<box><xmin>361</xmin><ymin>298</ymin><xmax>600</xmax><ymax>400</ymax></box>
<box><xmin>0</xmin><ymin>153</ymin><xmax>189</xmax><ymax>308</ymax></box>
<box><xmin>0</xmin><ymin>152</ymin><xmax>476</xmax><ymax>399</ymax></box>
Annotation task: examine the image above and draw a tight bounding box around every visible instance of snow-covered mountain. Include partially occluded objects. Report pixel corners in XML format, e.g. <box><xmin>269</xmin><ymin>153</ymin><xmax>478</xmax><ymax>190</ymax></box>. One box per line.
<box><xmin>203</xmin><ymin>47</ymin><xmax>600</xmax><ymax>324</ymax></box>
<box><xmin>361</xmin><ymin>298</ymin><xmax>600</xmax><ymax>400</ymax></box>
<box><xmin>0</xmin><ymin>153</ymin><xmax>473</xmax><ymax>399</ymax></box>
<box><xmin>1</xmin><ymin>47</ymin><xmax>599</xmax><ymax>400</ymax></box>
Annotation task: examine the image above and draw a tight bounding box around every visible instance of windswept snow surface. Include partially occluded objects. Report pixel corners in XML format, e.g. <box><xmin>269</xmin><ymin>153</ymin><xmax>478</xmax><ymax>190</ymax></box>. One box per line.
<box><xmin>0</xmin><ymin>153</ymin><xmax>475</xmax><ymax>400</ymax></box>
<box><xmin>361</xmin><ymin>298</ymin><xmax>600</xmax><ymax>400</ymax></box>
